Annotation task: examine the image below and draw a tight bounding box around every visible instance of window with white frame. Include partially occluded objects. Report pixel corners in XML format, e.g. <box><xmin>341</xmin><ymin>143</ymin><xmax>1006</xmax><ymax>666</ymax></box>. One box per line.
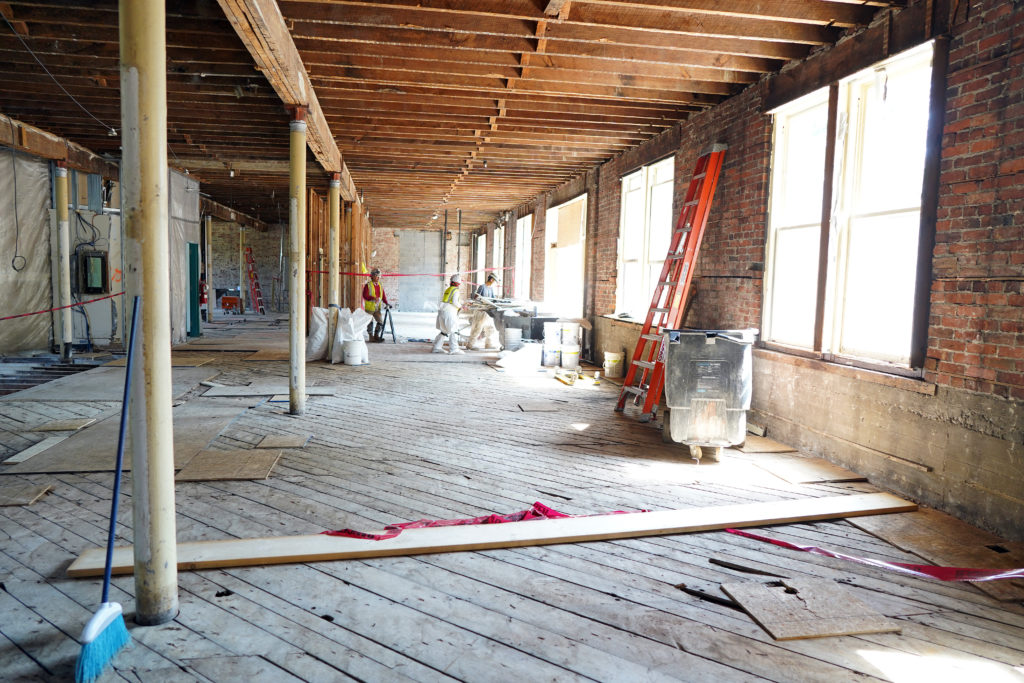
<box><xmin>492</xmin><ymin>226</ymin><xmax>504</xmax><ymax>296</ymax></box>
<box><xmin>475</xmin><ymin>233</ymin><xmax>486</xmax><ymax>287</ymax></box>
<box><xmin>616</xmin><ymin>156</ymin><xmax>675</xmax><ymax>319</ymax></box>
<box><xmin>514</xmin><ymin>213</ymin><xmax>533</xmax><ymax>299</ymax></box>
<box><xmin>763</xmin><ymin>42</ymin><xmax>935</xmax><ymax>368</ymax></box>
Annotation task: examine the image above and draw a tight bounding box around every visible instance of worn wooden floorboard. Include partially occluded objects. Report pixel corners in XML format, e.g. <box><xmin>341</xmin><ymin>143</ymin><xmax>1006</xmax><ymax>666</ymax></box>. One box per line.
<box><xmin>3</xmin><ymin>320</ymin><xmax>1024</xmax><ymax>681</ymax></box>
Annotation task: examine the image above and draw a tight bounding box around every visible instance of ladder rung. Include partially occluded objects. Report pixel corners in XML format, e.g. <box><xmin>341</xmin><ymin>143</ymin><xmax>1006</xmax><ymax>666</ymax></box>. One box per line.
<box><xmin>650</xmin><ymin>307</ymin><xmax>669</xmax><ymax>314</ymax></box>
<box><xmin>667</xmin><ymin>254</ymin><xmax>688</xmax><ymax>260</ymax></box>
<box><xmin>621</xmin><ymin>386</ymin><xmax>644</xmax><ymax>395</ymax></box>
<box><xmin>658</xmin><ymin>281</ymin><xmax>677</xmax><ymax>287</ymax></box>
<box><xmin>634</xmin><ymin>360</ymin><xmax>656</xmax><ymax>370</ymax></box>
<box><xmin>641</xmin><ymin>333</ymin><xmax>662</xmax><ymax>341</ymax></box>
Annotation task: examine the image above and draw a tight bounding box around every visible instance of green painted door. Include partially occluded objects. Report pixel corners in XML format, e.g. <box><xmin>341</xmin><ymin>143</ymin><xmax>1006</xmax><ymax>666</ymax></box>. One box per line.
<box><xmin>188</xmin><ymin>242</ymin><xmax>200</xmax><ymax>337</ymax></box>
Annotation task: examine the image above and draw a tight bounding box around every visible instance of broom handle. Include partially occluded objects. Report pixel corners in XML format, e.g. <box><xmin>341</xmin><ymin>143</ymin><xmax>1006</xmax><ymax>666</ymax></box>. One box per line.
<box><xmin>103</xmin><ymin>295</ymin><xmax>140</xmax><ymax>604</ymax></box>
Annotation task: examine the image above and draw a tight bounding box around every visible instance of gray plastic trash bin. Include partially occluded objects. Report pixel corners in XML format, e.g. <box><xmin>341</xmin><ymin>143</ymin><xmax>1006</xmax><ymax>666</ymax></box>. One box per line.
<box><xmin>663</xmin><ymin>329</ymin><xmax>757</xmax><ymax>455</ymax></box>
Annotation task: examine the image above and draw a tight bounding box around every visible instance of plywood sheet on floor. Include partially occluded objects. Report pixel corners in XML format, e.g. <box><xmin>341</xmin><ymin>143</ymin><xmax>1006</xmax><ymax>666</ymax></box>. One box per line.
<box><xmin>31</xmin><ymin>418</ymin><xmax>96</xmax><ymax>432</ymax></box>
<box><xmin>0</xmin><ymin>482</ymin><xmax>52</xmax><ymax>506</ymax></box>
<box><xmin>849</xmin><ymin>507</ymin><xmax>1024</xmax><ymax>601</ymax></box>
<box><xmin>203</xmin><ymin>385</ymin><xmax>340</xmax><ymax>397</ymax></box>
<box><xmin>244</xmin><ymin>350</ymin><xmax>291</xmax><ymax>361</ymax></box>
<box><xmin>752</xmin><ymin>453</ymin><xmax>866</xmax><ymax>484</ymax></box>
<box><xmin>738</xmin><ymin>434</ymin><xmax>798</xmax><ymax>453</ymax></box>
<box><xmin>721</xmin><ymin>579</ymin><xmax>901</xmax><ymax>640</ymax></box>
<box><xmin>1</xmin><ymin>403</ymin><xmax>245</xmax><ymax>474</ymax></box>
<box><xmin>2</xmin><ymin>436</ymin><xmax>67</xmax><ymax>463</ymax></box>
<box><xmin>175</xmin><ymin>449</ymin><xmax>281</xmax><ymax>482</ymax></box>
<box><xmin>257</xmin><ymin>434</ymin><xmax>310</xmax><ymax>449</ymax></box>
<box><xmin>0</xmin><ymin>366</ymin><xmax>220</xmax><ymax>402</ymax></box>
<box><xmin>106</xmin><ymin>354</ymin><xmax>217</xmax><ymax>367</ymax></box>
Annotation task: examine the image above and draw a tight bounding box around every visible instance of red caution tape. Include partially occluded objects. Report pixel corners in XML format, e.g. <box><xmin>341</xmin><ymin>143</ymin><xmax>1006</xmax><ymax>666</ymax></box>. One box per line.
<box><xmin>308</xmin><ymin>266</ymin><xmax>514</xmax><ymax>278</ymax></box>
<box><xmin>726</xmin><ymin>528</ymin><xmax>1024</xmax><ymax>582</ymax></box>
<box><xmin>0</xmin><ymin>291</ymin><xmax>125</xmax><ymax>322</ymax></box>
<box><xmin>323</xmin><ymin>502</ymin><xmax>645</xmax><ymax>541</ymax></box>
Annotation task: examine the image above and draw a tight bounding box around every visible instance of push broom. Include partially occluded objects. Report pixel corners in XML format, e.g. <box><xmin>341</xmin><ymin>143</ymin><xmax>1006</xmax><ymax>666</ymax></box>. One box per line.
<box><xmin>75</xmin><ymin>295</ymin><xmax>140</xmax><ymax>682</ymax></box>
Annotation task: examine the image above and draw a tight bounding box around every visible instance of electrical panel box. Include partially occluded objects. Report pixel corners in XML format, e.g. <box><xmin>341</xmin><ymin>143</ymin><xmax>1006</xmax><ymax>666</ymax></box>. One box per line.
<box><xmin>79</xmin><ymin>250</ymin><xmax>108</xmax><ymax>294</ymax></box>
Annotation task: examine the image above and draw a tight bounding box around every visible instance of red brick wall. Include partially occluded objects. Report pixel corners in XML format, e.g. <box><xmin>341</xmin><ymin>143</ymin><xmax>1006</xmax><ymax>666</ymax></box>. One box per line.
<box><xmin>926</xmin><ymin>0</ymin><xmax>1024</xmax><ymax>399</ymax></box>
<box><xmin>675</xmin><ymin>86</ymin><xmax>772</xmax><ymax>330</ymax></box>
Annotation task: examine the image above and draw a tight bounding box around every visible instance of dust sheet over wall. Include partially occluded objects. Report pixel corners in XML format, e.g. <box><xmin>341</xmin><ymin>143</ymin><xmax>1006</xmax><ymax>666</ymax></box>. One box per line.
<box><xmin>0</xmin><ymin>152</ymin><xmax>52</xmax><ymax>352</ymax></box>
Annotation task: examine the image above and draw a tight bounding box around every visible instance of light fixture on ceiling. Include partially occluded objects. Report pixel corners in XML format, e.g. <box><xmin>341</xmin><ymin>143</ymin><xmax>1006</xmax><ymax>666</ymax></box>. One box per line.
<box><xmin>432</xmin><ymin>211</ymin><xmax>439</xmax><ymax>220</ymax></box>
<box><xmin>229</xmin><ymin>168</ymin><xmax>235</xmax><ymax>178</ymax></box>
<box><xmin>482</xmin><ymin>159</ymin><xmax>488</xmax><ymax>168</ymax></box>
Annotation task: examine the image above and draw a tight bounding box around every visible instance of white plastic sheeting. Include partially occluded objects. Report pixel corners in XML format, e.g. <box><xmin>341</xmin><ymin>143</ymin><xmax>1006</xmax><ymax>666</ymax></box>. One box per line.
<box><xmin>168</xmin><ymin>170</ymin><xmax>199</xmax><ymax>344</ymax></box>
<box><xmin>0</xmin><ymin>152</ymin><xmax>52</xmax><ymax>352</ymax></box>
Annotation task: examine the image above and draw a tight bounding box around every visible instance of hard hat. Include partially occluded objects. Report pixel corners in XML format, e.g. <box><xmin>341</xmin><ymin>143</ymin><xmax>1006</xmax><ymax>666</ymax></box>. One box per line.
<box><xmin>451</xmin><ymin>273</ymin><xmax>462</xmax><ymax>283</ymax></box>
<box><xmin>486</xmin><ymin>273</ymin><xmax>497</xmax><ymax>282</ymax></box>
<box><xmin>370</xmin><ymin>267</ymin><xmax>381</xmax><ymax>276</ymax></box>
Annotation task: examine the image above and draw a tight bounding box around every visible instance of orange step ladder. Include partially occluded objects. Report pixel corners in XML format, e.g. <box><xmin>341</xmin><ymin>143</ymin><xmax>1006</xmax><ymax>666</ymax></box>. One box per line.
<box><xmin>615</xmin><ymin>144</ymin><xmax>727</xmax><ymax>423</ymax></box>
<box><xmin>244</xmin><ymin>247</ymin><xmax>267</xmax><ymax>315</ymax></box>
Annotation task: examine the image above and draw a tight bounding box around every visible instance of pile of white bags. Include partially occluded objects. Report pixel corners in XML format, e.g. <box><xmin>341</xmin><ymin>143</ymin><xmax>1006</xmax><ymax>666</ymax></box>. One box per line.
<box><xmin>305</xmin><ymin>307</ymin><xmax>374</xmax><ymax>364</ymax></box>
<box><xmin>331</xmin><ymin>307</ymin><xmax>373</xmax><ymax>364</ymax></box>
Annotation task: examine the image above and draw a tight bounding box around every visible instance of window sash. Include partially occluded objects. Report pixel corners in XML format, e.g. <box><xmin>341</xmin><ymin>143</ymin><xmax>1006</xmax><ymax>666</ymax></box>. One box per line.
<box><xmin>763</xmin><ymin>41</ymin><xmax>935</xmax><ymax>370</ymax></box>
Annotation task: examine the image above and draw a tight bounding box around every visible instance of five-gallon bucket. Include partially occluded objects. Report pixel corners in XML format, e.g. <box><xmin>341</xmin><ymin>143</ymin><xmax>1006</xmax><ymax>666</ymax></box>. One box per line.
<box><xmin>603</xmin><ymin>351</ymin><xmax>625</xmax><ymax>378</ymax></box>
<box><xmin>343</xmin><ymin>339</ymin><xmax>368</xmax><ymax>365</ymax></box>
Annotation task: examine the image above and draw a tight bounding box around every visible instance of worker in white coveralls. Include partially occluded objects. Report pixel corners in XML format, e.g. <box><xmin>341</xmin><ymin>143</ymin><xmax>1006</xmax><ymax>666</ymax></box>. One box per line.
<box><xmin>433</xmin><ymin>273</ymin><xmax>465</xmax><ymax>354</ymax></box>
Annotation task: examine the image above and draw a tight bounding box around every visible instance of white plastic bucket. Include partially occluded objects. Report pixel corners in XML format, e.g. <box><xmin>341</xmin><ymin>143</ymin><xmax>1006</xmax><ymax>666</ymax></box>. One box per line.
<box><xmin>560</xmin><ymin>344</ymin><xmax>580</xmax><ymax>369</ymax></box>
<box><xmin>343</xmin><ymin>339</ymin><xmax>368</xmax><ymax>365</ymax></box>
<box><xmin>504</xmin><ymin>328</ymin><xmax>523</xmax><ymax>351</ymax></box>
<box><xmin>541</xmin><ymin>345</ymin><xmax>561</xmax><ymax>367</ymax></box>
<box><xmin>560</xmin><ymin>322</ymin><xmax>581</xmax><ymax>345</ymax></box>
<box><xmin>543</xmin><ymin>322</ymin><xmax>562</xmax><ymax>343</ymax></box>
<box><xmin>603</xmin><ymin>350</ymin><xmax>625</xmax><ymax>378</ymax></box>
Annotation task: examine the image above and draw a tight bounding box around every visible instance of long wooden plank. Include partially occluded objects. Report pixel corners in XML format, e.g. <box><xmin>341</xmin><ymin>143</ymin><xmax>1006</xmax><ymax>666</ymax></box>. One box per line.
<box><xmin>66</xmin><ymin>492</ymin><xmax>916</xmax><ymax>577</ymax></box>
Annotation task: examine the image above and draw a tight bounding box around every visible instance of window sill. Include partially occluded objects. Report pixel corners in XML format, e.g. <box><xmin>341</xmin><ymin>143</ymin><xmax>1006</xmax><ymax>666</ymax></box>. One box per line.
<box><xmin>754</xmin><ymin>346</ymin><xmax>936</xmax><ymax>395</ymax></box>
<box><xmin>601</xmin><ymin>314</ymin><xmax>644</xmax><ymax>326</ymax></box>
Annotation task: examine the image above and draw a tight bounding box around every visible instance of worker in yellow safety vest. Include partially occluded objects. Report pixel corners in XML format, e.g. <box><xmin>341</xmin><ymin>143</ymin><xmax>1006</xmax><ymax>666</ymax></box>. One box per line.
<box><xmin>433</xmin><ymin>273</ymin><xmax>464</xmax><ymax>354</ymax></box>
<box><xmin>362</xmin><ymin>267</ymin><xmax>390</xmax><ymax>342</ymax></box>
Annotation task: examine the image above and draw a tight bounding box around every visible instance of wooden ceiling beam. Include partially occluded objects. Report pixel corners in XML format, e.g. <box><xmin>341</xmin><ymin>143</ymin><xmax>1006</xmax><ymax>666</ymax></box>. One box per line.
<box><xmin>281</xmin><ymin>2</ymin><xmax>836</xmax><ymax>44</ymax></box>
<box><xmin>293</xmin><ymin>36</ymin><xmax>779</xmax><ymax>72</ymax></box>
<box><xmin>199</xmin><ymin>196</ymin><xmax>271</xmax><ymax>231</ymax></box>
<box><xmin>214</xmin><ymin>0</ymin><xmax>355</xmax><ymax>200</ymax></box>
<box><xmin>289</xmin><ymin>22</ymin><xmax>804</xmax><ymax>61</ymax></box>
<box><xmin>569</xmin><ymin>0</ymin><xmax>875</xmax><ymax>28</ymax></box>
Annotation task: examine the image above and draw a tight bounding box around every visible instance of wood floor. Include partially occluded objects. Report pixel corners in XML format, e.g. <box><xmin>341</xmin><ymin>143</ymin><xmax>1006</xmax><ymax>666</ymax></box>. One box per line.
<box><xmin>2</xmin><ymin>318</ymin><xmax>1023</xmax><ymax>682</ymax></box>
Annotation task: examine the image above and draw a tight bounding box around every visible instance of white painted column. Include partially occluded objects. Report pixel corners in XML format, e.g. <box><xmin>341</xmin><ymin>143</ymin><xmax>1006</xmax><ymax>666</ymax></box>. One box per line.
<box><xmin>328</xmin><ymin>173</ymin><xmax>340</xmax><ymax>307</ymax></box>
<box><xmin>120</xmin><ymin>0</ymin><xmax>178</xmax><ymax>625</ymax></box>
<box><xmin>55</xmin><ymin>163</ymin><xmax>73</xmax><ymax>359</ymax></box>
<box><xmin>289</xmin><ymin>108</ymin><xmax>307</xmax><ymax>415</ymax></box>
<box><xmin>204</xmin><ymin>214</ymin><xmax>214</xmax><ymax>322</ymax></box>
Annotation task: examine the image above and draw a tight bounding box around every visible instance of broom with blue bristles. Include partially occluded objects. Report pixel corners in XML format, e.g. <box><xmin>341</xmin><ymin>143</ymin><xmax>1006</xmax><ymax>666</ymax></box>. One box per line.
<box><xmin>75</xmin><ymin>295</ymin><xmax>140</xmax><ymax>682</ymax></box>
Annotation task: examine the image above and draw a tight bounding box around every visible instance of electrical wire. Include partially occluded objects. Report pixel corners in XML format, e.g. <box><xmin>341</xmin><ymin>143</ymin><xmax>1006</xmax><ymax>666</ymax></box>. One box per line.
<box><xmin>1</xmin><ymin>13</ymin><xmax>117</xmax><ymax>137</ymax></box>
<box><xmin>7</xmin><ymin>117</ymin><xmax>25</xmax><ymax>271</ymax></box>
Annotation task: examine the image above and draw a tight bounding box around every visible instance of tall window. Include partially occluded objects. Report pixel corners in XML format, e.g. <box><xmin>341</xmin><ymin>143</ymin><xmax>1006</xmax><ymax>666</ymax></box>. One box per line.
<box><xmin>616</xmin><ymin>156</ymin><xmax>675</xmax><ymax>319</ymax></box>
<box><xmin>764</xmin><ymin>42</ymin><xmax>935</xmax><ymax>368</ymax></box>
<box><xmin>492</xmin><ymin>226</ymin><xmax>504</xmax><ymax>296</ymax></box>
<box><xmin>514</xmin><ymin>213</ymin><xmax>532</xmax><ymax>298</ymax></box>
<box><xmin>475</xmin><ymin>233</ymin><xmax>486</xmax><ymax>286</ymax></box>
<box><xmin>545</xmin><ymin>195</ymin><xmax>587</xmax><ymax>317</ymax></box>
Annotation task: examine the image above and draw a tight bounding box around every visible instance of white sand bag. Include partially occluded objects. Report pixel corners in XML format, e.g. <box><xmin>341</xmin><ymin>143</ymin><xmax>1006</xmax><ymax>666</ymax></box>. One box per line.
<box><xmin>305</xmin><ymin>307</ymin><xmax>329</xmax><ymax>361</ymax></box>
